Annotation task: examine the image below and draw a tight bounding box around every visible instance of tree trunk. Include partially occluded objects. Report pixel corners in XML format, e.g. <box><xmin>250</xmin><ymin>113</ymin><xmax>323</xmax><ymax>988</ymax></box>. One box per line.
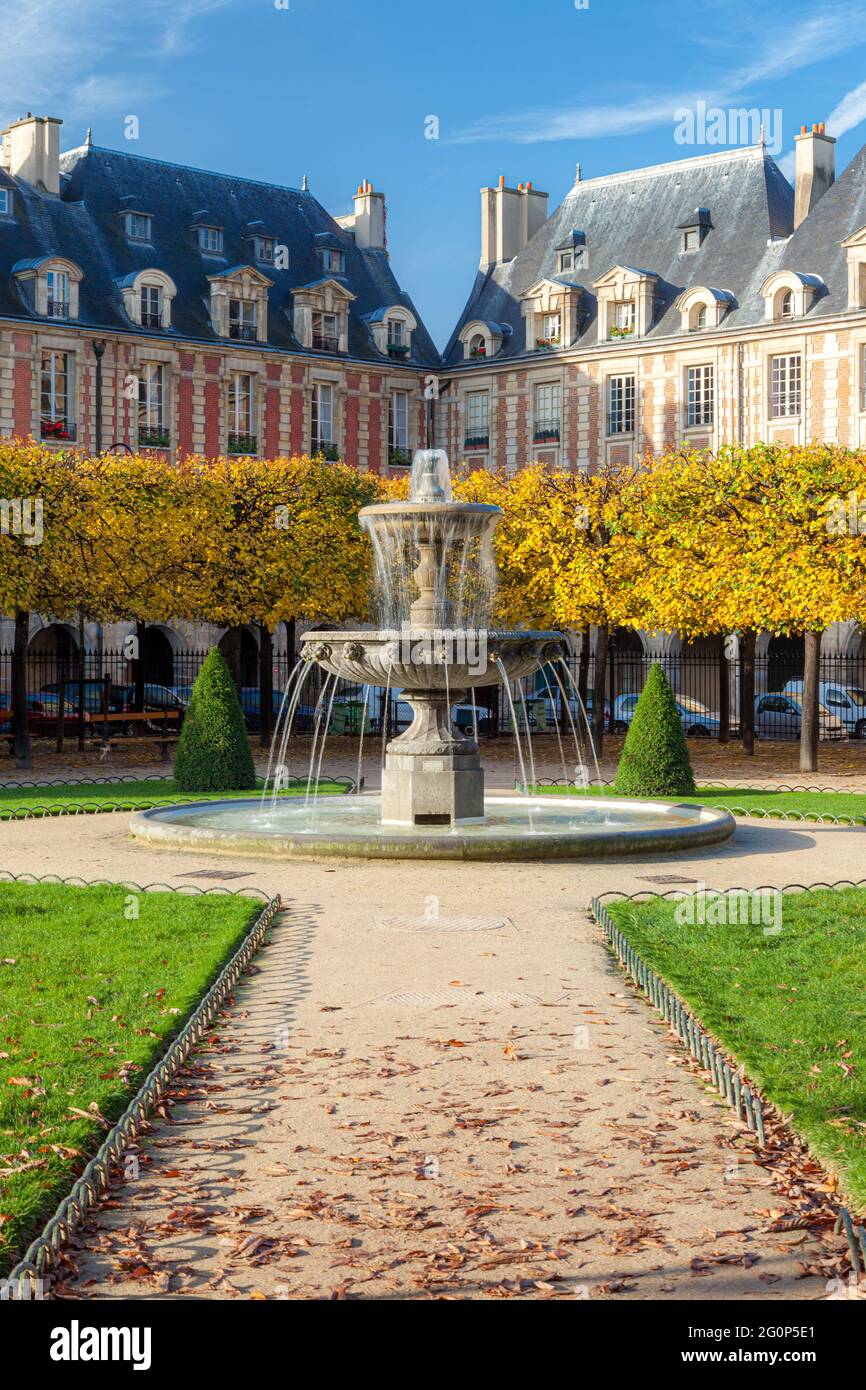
<box><xmin>224</xmin><ymin>626</ymin><xmax>242</xmax><ymax>692</ymax></box>
<box><xmin>134</xmin><ymin>620</ymin><xmax>146</xmax><ymax>711</ymax></box>
<box><xmin>77</xmin><ymin>611</ymin><xmax>86</xmax><ymax>752</ymax></box>
<box><xmin>740</xmin><ymin>629</ymin><xmax>756</xmax><ymax>756</ymax></box>
<box><xmin>11</xmin><ymin>610</ymin><xmax>32</xmax><ymax>769</ymax></box>
<box><xmin>717</xmin><ymin>632</ymin><xmax>730</xmax><ymax>745</ymax></box>
<box><xmin>259</xmin><ymin>624</ymin><xmax>274</xmax><ymax>748</ymax></box>
<box><xmin>799</xmin><ymin>630</ymin><xmax>822</xmax><ymax>773</ymax></box>
<box><xmin>591</xmin><ymin>624</ymin><xmax>609</xmax><ymax>760</ymax></box>
<box><xmin>578</xmin><ymin>631</ymin><xmax>590</xmax><ymax>714</ymax></box>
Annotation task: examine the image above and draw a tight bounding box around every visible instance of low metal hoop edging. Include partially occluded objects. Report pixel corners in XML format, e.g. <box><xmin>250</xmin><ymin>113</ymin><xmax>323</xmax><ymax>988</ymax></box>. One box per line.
<box><xmin>3</xmin><ymin>881</ymin><xmax>281</xmax><ymax>1300</ymax></box>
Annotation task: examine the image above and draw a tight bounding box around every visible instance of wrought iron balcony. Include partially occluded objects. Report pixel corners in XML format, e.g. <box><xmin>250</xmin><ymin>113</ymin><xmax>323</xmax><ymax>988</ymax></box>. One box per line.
<box><xmin>229</xmin><ymin>322</ymin><xmax>257</xmax><ymax>342</ymax></box>
<box><xmin>388</xmin><ymin>446</ymin><xmax>412</xmax><ymax>467</ymax></box>
<box><xmin>312</xmin><ymin>332</ymin><xmax>339</xmax><ymax>352</ymax></box>
<box><xmin>141</xmin><ymin>312</ymin><xmax>162</xmax><ymax>329</ymax></box>
<box><xmin>228</xmin><ymin>432</ymin><xmax>258</xmax><ymax>455</ymax></box>
<box><xmin>41</xmin><ymin>418</ymin><xmax>76</xmax><ymax>442</ymax></box>
<box><xmin>311</xmin><ymin>438</ymin><xmax>340</xmax><ymax>460</ymax></box>
<box><xmin>138</xmin><ymin>426</ymin><xmax>171</xmax><ymax>448</ymax></box>
<box><xmin>387</xmin><ymin>342</ymin><xmax>410</xmax><ymax>359</ymax></box>
<box><xmin>46</xmin><ymin>300</ymin><xmax>69</xmax><ymax>319</ymax></box>
<box><xmin>464</xmin><ymin>433</ymin><xmax>490</xmax><ymax>449</ymax></box>
<box><xmin>533</xmin><ymin>420</ymin><xmax>560</xmax><ymax>443</ymax></box>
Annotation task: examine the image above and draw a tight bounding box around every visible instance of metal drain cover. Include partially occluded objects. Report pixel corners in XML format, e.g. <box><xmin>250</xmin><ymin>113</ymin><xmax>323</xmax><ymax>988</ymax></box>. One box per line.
<box><xmin>376</xmin><ymin>914</ymin><xmax>508</xmax><ymax>934</ymax></box>
<box><xmin>373</xmin><ymin>987</ymin><xmax>537</xmax><ymax>1009</ymax></box>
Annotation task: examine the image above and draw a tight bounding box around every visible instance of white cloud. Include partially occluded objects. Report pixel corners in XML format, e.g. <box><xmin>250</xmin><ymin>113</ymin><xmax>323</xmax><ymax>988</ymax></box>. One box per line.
<box><xmin>827</xmin><ymin>77</ymin><xmax>866</xmax><ymax>138</ymax></box>
<box><xmin>451</xmin><ymin>3</ymin><xmax>866</xmax><ymax>146</ymax></box>
<box><xmin>0</xmin><ymin>0</ymin><xmax>234</xmax><ymax>130</ymax></box>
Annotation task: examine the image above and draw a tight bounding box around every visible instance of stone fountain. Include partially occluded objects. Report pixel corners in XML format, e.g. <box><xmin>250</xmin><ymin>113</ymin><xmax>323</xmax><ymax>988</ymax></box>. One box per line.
<box><xmin>130</xmin><ymin>449</ymin><xmax>735</xmax><ymax>859</ymax></box>
<box><xmin>300</xmin><ymin>450</ymin><xmax>563</xmax><ymax>826</ymax></box>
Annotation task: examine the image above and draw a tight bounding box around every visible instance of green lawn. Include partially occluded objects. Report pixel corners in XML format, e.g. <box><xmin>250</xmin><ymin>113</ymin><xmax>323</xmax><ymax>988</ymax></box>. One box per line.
<box><xmin>0</xmin><ymin>881</ymin><xmax>261</xmax><ymax>1276</ymax></box>
<box><xmin>0</xmin><ymin>777</ymin><xmax>349</xmax><ymax>819</ymax></box>
<box><xmin>607</xmin><ymin>888</ymin><xmax>866</xmax><ymax>1214</ymax></box>
<box><xmin>533</xmin><ymin>783</ymin><xmax>866</xmax><ymax>823</ymax></box>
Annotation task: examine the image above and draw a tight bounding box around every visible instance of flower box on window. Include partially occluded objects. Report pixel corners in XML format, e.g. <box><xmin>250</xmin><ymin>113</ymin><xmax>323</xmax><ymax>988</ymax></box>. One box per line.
<box><xmin>388</xmin><ymin>446</ymin><xmax>412</xmax><ymax>468</ymax></box>
<box><xmin>608</xmin><ymin>325</ymin><xmax>634</xmax><ymax>339</ymax></box>
<box><xmin>41</xmin><ymin>419</ymin><xmax>76</xmax><ymax>442</ymax></box>
<box><xmin>533</xmin><ymin>423</ymin><xmax>560</xmax><ymax>443</ymax></box>
<box><xmin>387</xmin><ymin>343</ymin><xmax>410</xmax><ymax>359</ymax></box>
<box><xmin>535</xmin><ymin>336</ymin><xmax>560</xmax><ymax>349</ymax></box>
<box><xmin>464</xmin><ymin>434</ymin><xmax>489</xmax><ymax>449</ymax></box>
<box><xmin>139</xmin><ymin>426</ymin><xmax>170</xmax><ymax>448</ymax></box>
<box><xmin>469</xmin><ymin>345</ymin><xmax>486</xmax><ymax>357</ymax></box>
<box><xmin>228</xmin><ymin>432</ymin><xmax>258</xmax><ymax>455</ymax></box>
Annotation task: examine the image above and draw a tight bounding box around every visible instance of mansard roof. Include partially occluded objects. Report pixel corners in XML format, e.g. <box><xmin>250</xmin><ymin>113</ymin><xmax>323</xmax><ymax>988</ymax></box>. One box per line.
<box><xmin>0</xmin><ymin>141</ymin><xmax>439</xmax><ymax>366</ymax></box>
<box><xmin>780</xmin><ymin>141</ymin><xmax>866</xmax><ymax>318</ymax></box>
<box><xmin>444</xmin><ymin>143</ymin><xmax>795</xmax><ymax>364</ymax></box>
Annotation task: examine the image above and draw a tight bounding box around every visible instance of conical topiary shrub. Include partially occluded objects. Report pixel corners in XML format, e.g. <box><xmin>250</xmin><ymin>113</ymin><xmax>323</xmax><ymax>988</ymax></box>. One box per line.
<box><xmin>174</xmin><ymin>648</ymin><xmax>256</xmax><ymax>793</ymax></box>
<box><xmin>613</xmin><ymin>663</ymin><xmax>696</xmax><ymax>798</ymax></box>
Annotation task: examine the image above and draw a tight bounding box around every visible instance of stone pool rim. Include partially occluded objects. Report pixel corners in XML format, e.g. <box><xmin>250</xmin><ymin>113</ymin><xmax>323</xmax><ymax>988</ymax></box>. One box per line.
<box><xmin>129</xmin><ymin>793</ymin><xmax>736</xmax><ymax>861</ymax></box>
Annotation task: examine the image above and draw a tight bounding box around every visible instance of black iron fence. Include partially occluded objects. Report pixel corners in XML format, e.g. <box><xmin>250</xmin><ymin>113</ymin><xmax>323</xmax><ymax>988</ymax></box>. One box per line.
<box><xmin>3</xmin><ymin>646</ymin><xmax>866</xmax><ymax>744</ymax></box>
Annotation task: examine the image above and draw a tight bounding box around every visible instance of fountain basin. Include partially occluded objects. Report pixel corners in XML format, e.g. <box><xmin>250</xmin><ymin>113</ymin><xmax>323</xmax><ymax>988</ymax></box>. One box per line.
<box><xmin>129</xmin><ymin>794</ymin><xmax>735</xmax><ymax>861</ymax></box>
<box><xmin>300</xmin><ymin>629</ymin><xmax>565</xmax><ymax>690</ymax></box>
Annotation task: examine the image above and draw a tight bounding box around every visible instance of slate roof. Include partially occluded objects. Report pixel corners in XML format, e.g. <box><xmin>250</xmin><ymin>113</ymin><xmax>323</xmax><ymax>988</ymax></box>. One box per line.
<box><xmin>779</xmin><ymin>141</ymin><xmax>866</xmax><ymax>318</ymax></box>
<box><xmin>0</xmin><ymin>141</ymin><xmax>439</xmax><ymax>367</ymax></box>
<box><xmin>443</xmin><ymin>144</ymin><xmax>797</xmax><ymax>366</ymax></box>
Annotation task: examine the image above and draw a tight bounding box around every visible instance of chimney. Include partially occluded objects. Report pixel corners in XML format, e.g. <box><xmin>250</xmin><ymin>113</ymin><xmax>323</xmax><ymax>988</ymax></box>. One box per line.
<box><xmin>480</xmin><ymin>177</ymin><xmax>549</xmax><ymax>267</ymax></box>
<box><xmin>349</xmin><ymin>179</ymin><xmax>386</xmax><ymax>250</ymax></box>
<box><xmin>0</xmin><ymin>114</ymin><xmax>62</xmax><ymax>194</ymax></box>
<box><xmin>794</xmin><ymin>122</ymin><xmax>835</xmax><ymax>229</ymax></box>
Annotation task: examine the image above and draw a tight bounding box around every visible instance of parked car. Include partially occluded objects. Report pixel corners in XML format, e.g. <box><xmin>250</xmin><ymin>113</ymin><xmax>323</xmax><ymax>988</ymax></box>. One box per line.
<box><xmin>39</xmin><ymin>678</ymin><xmax>125</xmax><ymax>714</ymax></box>
<box><xmin>327</xmin><ymin>684</ymin><xmax>487</xmax><ymax>737</ymax></box>
<box><xmin>754</xmin><ymin>692</ymin><xmax>847</xmax><ymax>741</ymax></box>
<box><xmin>613</xmin><ymin>691</ymin><xmax>721</xmax><ymax>737</ymax></box>
<box><xmin>784</xmin><ymin>680</ymin><xmax>866</xmax><ymax>738</ymax></box>
<box><xmin>238</xmin><ymin>687</ymin><xmax>319</xmax><ymax>733</ymax></box>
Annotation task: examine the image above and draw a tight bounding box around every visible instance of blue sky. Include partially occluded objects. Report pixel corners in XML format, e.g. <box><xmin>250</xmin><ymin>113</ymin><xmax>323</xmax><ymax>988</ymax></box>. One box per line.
<box><xmin>4</xmin><ymin>0</ymin><xmax>866</xmax><ymax>347</ymax></box>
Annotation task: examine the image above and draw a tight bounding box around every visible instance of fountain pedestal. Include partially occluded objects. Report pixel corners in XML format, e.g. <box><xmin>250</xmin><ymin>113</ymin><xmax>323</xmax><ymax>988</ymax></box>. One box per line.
<box><xmin>381</xmin><ymin>689</ymin><xmax>483</xmax><ymax>825</ymax></box>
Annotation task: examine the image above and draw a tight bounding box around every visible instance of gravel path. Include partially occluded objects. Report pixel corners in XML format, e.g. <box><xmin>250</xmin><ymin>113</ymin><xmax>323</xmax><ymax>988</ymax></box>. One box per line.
<box><xmin>1</xmin><ymin>810</ymin><xmax>859</xmax><ymax>1300</ymax></box>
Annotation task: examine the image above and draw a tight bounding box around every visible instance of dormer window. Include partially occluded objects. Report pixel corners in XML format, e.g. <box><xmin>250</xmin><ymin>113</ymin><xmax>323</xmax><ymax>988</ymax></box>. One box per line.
<box><xmin>558</xmin><ymin>250</ymin><xmax>573</xmax><ymax>273</ymax></box>
<box><xmin>610</xmin><ymin>301</ymin><xmax>635</xmax><ymax>338</ymax></box>
<box><xmin>125</xmin><ymin>212</ymin><xmax>152</xmax><ymax>242</ymax></box>
<box><xmin>0</xmin><ymin>188</ymin><xmax>11</xmax><ymax>216</ymax></box>
<box><xmin>198</xmin><ymin>225</ymin><xmax>224</xmax><ymax>254</ymax></box>
<box><xmin>253</xmin><ymin>235</ymin><xmax>275</xmax><ymax>263</ymax></box>
<box><xmin>387</xmin><ymin>317</ymin><xmax>408</xmax><ymax>358</ymax></box>
<box><xmin>469</xmin><ymin>333</ymin><xmax>486</xmax><ymax>358</ymax></box>
<box><xmin>679</xmin><ymin>208</ymin><xmax>711</xmax><ymax>253</ymax></box>
<box><xmin>140</xmin><ymin>284</ymin><xmax>162</xmax><ymax>329</ymax></box>
<box><xmin>229</xmin><ymin>298</ymin><xmax>257</xmax><ymax>341</ymax></box>
<box><xmin>693</xmin><ymin>304</ymin><xmax>707</xmax><ymax>331</ymax></box>
<box><xmin>322</xmin><ymin>248</ymin><xmax>344</xmax><ymax>274</ymax></box>
<box><xmin>555</xmin><ymin>230</ymin><xmax>587</xmax><ymax>277</ymax></box>
<box><xmin>759</xmin><ymin>270</ymin><xmax>823</xmax><ymax>322</ymax></box>
<box><xmin>537</xmin><ymin>312</ymin><xmax>561</xmax><ymax>348</ymax></box>
<box><xmin>675</xmin><ymin>286</ymin><xmax>733</xmax><ymax>332</ymax></box>
<box><xmin>46</xmin><ymin>269</ymin><xmax>69</xmax><ymax>319</ymax></box>
<box><xmin>312</xmin><ymin>311</ymin><xmax>339</xmax><ymax>352</ymax></box>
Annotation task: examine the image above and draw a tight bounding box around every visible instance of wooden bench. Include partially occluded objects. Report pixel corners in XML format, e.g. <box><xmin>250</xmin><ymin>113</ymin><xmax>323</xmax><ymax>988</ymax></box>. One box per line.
<box><xmin>4</xmin><ymin>708</ymin><xmax>182</xmax><ymax>760</ymax></box>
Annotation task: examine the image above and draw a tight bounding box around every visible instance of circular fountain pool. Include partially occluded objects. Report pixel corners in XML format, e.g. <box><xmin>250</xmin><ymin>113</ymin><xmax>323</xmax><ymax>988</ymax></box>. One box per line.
<box><xmin>130</xmin><ymin>793</ymin><xmax>735</xmax><ymax>861</ymax></box>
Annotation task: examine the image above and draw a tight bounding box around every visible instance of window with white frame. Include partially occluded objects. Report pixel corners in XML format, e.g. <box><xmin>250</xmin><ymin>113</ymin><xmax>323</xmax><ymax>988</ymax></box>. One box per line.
<box><xmin>229</xmin><ymin>298</ymin><xmax>257</xmax><ymax>341</ymax></box>
<box><xmin>228</xmin><ymin>372</ymin><xmax>256</xmax><ymax>454</ymax></box>
<box><xmin>465</xmin><ymin>390</ymin><xmax>489</xmax><ymax>447</ymax></box>
<box><xmin>770</xmin><ymin>354</ymin><xmax>801</xmax><ymax>418</ymax></box>
<box><xmin>198</xmin><ymin>225</ymin><xmax>223</xmax><ymax>254</ymax></box>
<box><xmin>686</xmin><ymin>365</ymin><xmax>714</xmax><ymax>427</ymax></box>
<box><xmin>322</xmin><ymin>248</ymin><xmax>344</xmax><ymax>274</ymax></box>
<box><xmin>541</xmin><ymin>312</ymin><xmax>561</xmax><ymax>344</ymax></box>
<box><xmin>534</xmin><ymin>382</ymin><xmax>560</xmax><ymax>441</ymax></box>
<box><xmin>45</xmin><ymin>269</ymin><xmax>69</xmax><ymax>319</ymax></box>
<box><xmin>140</xmin><ymin>283</ymin><xmax>163</xmax><ymax>329</ymax></box>
<box><xmin>0</xmin><ymin>189</ymin><xmax>11</xmax><ymax>216</ymax></box>
<box><xmin>558</xmin><ymin>250</ymin><xmax>573</xmax><ymax>273</ymax></box>
<box><xmin>312</xmin><ymin>311</ymin><xmax>339</xmax><ymax>352</ymax></box>
<box><xmin>125</xmin><ymin>212</ymin><xmax>152</xmax><ymax>242</ymax></box>
<box><xmin>388</xmin><ymin>390</ymin><xmax>410</xmax><ymax>463</ymax></box>
<box><xmin>386</xmin><ymin>318</ymin><xmax>409</xmax><ymax>356</ymax></box>
<box><xmin>610</xmin><ymin>301</ymin><xmax>635</xmax><ymax>338</ymax></box>
<box><xmin>138</xmin><ymin>364</ymin><xmax>169</xmax><ymax>446</ymax></box>
<box><xmin>779</xmin><ymin>289</ymin><xmax>794</xmax><ymax>319</ymax></box>
<box><xmin>40</xmin><ymin>351</ymin><xmax>75</xmax><ymax>441</ymax></box>
<box><xmin>311</xmin><ymin>382</ymin><xmax>334</xmax><ymax>452</ymax></box>
<box><xmin>253</xmin><ymin>235</ymin><xmax>275</xmax><ymax>263</ymax></box>
<box><xmin>608</xmin><ymin>374</ymin><xmax>635</xmax><ymax>434</ymax></box>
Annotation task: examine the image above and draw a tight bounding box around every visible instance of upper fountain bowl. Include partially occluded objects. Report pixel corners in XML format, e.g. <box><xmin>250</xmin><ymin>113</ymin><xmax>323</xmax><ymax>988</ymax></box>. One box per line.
<box><xmin>300</xmin><ymin>628</ymin><xmax>566</xmax><ymax>691</ymax></box>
